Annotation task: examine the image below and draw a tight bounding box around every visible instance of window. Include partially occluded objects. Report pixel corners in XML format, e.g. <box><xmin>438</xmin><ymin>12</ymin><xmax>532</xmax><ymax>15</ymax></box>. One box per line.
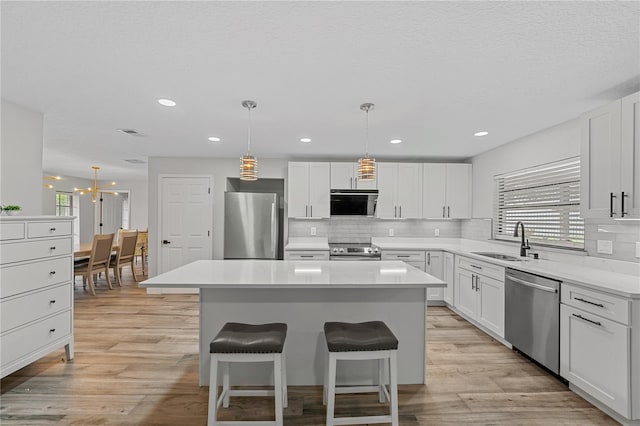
<box><xmin>55</xmin><ymin>192</ymin><xmax>72</xmax><ymax>217</ymax></box>
<box><xmin>494</xmin><ymin>157</ymin><xmax>584</xmax><ymax>249</ymax></box>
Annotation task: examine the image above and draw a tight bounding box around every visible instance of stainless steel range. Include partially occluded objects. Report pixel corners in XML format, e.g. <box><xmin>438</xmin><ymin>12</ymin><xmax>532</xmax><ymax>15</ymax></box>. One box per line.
<box><xmin>329</xmin><ymin>243</ymin><xmax>381</xmax><ymax>261</ymax></box>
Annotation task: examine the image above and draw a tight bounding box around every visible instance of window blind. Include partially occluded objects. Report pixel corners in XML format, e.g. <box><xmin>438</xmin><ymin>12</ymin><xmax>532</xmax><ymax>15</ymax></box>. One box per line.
<box><xmin>494</xmin><ymin>158</ymin><xmax>584</xmax><ymax>249</ymax></box>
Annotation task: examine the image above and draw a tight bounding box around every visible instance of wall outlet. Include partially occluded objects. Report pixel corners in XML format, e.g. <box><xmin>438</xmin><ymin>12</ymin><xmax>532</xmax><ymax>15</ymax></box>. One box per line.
<box><xmin>434</xmin><ymin>228</ymin><xmax>440</xmax><ymax>237</ymax></box>
<box><xmin>388</xmin><ymin>228</ymin><xmax>394</xmax><ymax>237</ymax></box>
<box><xmin>597</xmin><ymin>240</ymin><xmax>613</xmax><ymax>255</ymax></box>
<box><xmin>636</xmin><ymin>242</ymin><xmax>640</xmax><ymax>258</ymax></box>
<box><xmin>310</xmin><ymin>226</ymin><xmax>317</xmax><ymax>236</ymax></box>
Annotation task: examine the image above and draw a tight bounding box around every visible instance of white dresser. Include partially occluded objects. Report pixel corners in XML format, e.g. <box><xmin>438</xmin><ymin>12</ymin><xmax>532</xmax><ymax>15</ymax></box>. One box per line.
<box><xmin>0</xmin><ymin>216</ymin><xmax>74</xmax><ymax>378</ymax></box>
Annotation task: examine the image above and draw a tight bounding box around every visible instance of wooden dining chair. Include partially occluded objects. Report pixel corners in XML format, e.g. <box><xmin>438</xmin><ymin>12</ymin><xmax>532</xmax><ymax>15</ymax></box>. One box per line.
<box><xmin>110</xmin><ymin>230</ymin><xmax>139</xmax><ymax>285</ymax></box>
<box><xmin>134</xmin><ymin>229</ymin><xmax>148</xmax><ymax>276</ymax></box>
<box><xmin>74</xmin><ymin>233</ymin><xmax>115</xmax><ymax>296</ymax></box>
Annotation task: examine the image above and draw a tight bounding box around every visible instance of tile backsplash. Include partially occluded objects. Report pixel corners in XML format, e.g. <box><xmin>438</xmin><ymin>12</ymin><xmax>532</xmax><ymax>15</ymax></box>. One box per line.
<box><xmin>288</xmin><ymin>217</ymin><xmax>461</xmax><ymax>243</ymax></box>
<box><xmin>584</xmin><ymin>218</ymin><xmax>640</xmax><ymax>263</ymax></box>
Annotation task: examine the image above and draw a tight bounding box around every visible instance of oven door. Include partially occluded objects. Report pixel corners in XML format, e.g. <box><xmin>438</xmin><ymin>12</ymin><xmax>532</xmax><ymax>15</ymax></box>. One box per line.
<box><xmin>329</xmin><ymin>256</ymin><xmax>381</xmax><ymax>261</ymax></box>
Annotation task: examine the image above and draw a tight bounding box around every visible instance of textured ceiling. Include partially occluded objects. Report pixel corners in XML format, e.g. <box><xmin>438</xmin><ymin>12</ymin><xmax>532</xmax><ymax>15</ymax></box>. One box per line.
<box><xmin>2</xmin><ymin>1</ymin><xmax>639</xmax><ymax>180</ymax></box>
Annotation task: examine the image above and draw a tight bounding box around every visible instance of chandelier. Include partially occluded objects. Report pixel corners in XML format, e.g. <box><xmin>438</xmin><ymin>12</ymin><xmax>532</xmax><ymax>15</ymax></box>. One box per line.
<box><xmin>357</xmin><ymin>103</ymin><xmax>376</xmax><ymax>181</ymax></box>
<box><xmin>74</xmin><ymin>166</ymin><xmax>117</xmax><ymax>203</ymax></box>
<box><xmin>240</xmin><ymin>100</ymin><xmax>258</xmax><ymax>181</ymax></box>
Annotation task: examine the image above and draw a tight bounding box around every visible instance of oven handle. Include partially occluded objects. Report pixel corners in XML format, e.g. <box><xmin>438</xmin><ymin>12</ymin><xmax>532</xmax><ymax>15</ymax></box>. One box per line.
<box><xmin>329</xmin><ymin>256</ymin><xmax>381</xmax><ymax>261</ymax></box>
<box><xmin>507</xmin><ymin>276</ymin><xmax>558</xmax><ymax>293</ymax></box>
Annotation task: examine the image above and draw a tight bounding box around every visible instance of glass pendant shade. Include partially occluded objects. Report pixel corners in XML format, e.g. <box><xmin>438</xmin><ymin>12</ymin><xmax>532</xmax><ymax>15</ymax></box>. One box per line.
<box><xmin>240</xmin><ymin>154</ymin><xmax>258</xmax><ymax>181</ymax></box>
<box><xmin>357</xmin><ymin>155</ymin><xmax>376</xmax><ymax>181</ymax></box>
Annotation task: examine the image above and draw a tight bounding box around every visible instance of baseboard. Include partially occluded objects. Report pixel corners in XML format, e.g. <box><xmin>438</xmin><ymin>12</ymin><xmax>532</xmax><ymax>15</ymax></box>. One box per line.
<box><xmin>570</xmin><ymin>384</ymin><xmax>638</xmax><ymax>426</ymax></box>
<box><xmin>427</xmin><ymin>300</ymin><xmax>446</xmax><ymax>306</ymax></box>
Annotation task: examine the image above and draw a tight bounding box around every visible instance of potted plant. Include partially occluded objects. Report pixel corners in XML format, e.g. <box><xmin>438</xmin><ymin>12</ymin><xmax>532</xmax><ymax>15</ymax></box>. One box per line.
<box><xmin>3</xmin><ymin>205</ymin><xmax>21</xmax><ymax>216</ymax></box>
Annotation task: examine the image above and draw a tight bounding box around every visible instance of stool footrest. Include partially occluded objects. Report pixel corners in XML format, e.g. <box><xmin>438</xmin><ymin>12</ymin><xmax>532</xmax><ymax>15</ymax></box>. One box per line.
<box><xmin>334</xmin><ymin>385</ymin><xmax>384</xmax><ymax>395</ymax></box>
<box><xmin>333</xmin><ymin>415</ymin><xmax>393</xmax><ymax>425</ymax></box>
<box><xmin>212</xmin><ymin>422</ymin><xmax>278</xmax><ymax>426</ymax></box>
<box><xmin>225</xmin><ymin>389</ymin><xmax>275</xmax><ymax>397</ymax></box>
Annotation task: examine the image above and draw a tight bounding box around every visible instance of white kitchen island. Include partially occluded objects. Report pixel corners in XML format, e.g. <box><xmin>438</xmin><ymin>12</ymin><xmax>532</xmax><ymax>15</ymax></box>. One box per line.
<box><xmin>141</xmin><ymin>260</ymin><xmax>445</xmax><ymax>386</ymax></box>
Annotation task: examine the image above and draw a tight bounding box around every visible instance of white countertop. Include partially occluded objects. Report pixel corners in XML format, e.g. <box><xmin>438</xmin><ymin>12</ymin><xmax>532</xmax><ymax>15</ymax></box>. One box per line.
<box><xmin>141</xmin><ymin>259</ymin><xmax>445</xmax><ymax>289</ymax></box>
<box><xmin>371</xmin><ymin>237</ymin><xmax>640</xmax><ymax>299</ymax></box>
<box><xmin>284</xmin><ymin>237</ymin><xmax>330</xmax><ymax>251</ymax></box>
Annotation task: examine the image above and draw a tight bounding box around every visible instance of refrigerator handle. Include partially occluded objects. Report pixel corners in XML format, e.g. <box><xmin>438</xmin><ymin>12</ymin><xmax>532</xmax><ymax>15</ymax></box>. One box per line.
<box><xmin>271</xmin><ymin>202</ymin><xmax>277</xmax><ymax>256</ymax></box>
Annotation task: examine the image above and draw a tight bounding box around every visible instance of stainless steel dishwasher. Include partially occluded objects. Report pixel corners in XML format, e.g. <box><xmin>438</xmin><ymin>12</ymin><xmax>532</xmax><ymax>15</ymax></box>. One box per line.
<box><xmin>505</xmin><ymin>268</ymin><xmax>562</xmax><ymax>374</ymax></box>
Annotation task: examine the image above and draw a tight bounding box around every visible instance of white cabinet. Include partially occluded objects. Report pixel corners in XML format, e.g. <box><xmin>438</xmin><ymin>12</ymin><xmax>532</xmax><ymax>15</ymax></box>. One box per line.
<box><xmin>330</xmin><ymin>162</ymin><xmax>377</xmax><ymax>190</ymax></box>
<box><xmin>560</xmin><ymin>283</ymin><xmax>638</xmax><ymax>420</ymax></box>
<box><xmin>1</xmin><ymin>216</ymin><xmax>74</xmax><ymax>379</ymax></box>
<box><xmin>422</xmin><ymin>163</ymin><xmax>472</xmax><ymax>219</ymax></box>
<box><xmin>376</xmin><ymin>163</ymin><xmax>422</xmax><ymax>219</ymax></box>
<box><xmin>425</xmin><ymin>251</ymin><xmax>444</xmax><ymax>304</ymax></box>
<box><xmin>287</xmin><ymin>162</ymin><xmax>330</xmax><ymax>218</ymax></box>
<box><xmin>581</xmin><ymin>91</ymin><xmax>640</xmax><ymax>218</ymax></box>
<box><xmin>443</xmin><ymin>252</ymin><xmax>455</xmax><ymax>306</ymax></box>
<box><xmin>284</xmin><ymin>250</ymin><xmax>329</xmax><ymax>260</ymax></box>
<box><xmin>454</xmin><ymin>256</ymin><xmax>505</xmax><ymax>338</ymax></box>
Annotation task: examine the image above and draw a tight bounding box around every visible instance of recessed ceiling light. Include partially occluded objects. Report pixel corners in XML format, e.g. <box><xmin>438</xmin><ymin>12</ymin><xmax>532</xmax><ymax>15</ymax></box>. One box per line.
<box><xmin>300</xmin><ymin>138</ymin><xmax>312</xmax><ymax>143</ymax></box>
<box><xmin>474</xmin><ymin>131</ymin><xmax>489</xmax><ymax>137</ymax></box>
<box><xmin>390</xmin><ymin>139</ymin><xmax>402</xmax><ymax>144</ymax></box>
<box><xmin>208</xmin><ymin>136</ymin><xmax>221</xmax><ymax>142</ymax></box>
<box><xmin>157</xmin><ymin>98</ymin><xmax>177</xmax><ymax>107</ymax></box>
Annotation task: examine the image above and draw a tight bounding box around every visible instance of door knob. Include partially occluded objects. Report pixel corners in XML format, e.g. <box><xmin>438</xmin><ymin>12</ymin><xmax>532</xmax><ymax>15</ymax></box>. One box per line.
<box><xmin>162</xmin><ymin>240</ymin><xmax>171</xmax><ymax>245</ymax></box>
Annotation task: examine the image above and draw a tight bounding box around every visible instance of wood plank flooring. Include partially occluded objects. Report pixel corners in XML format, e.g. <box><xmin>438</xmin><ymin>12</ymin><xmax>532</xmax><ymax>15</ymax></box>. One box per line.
<box><xmin>1</xmin><ymin>267</ymin><xmax>617</xmax><ymax>425</ymax></box>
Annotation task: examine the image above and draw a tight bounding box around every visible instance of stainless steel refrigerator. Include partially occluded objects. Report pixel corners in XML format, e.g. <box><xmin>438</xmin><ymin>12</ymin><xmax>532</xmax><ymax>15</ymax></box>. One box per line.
<box><xmin>224</xmin><ymin>192</ymin><xmax>278</xmax><ymax>259</ymax></box>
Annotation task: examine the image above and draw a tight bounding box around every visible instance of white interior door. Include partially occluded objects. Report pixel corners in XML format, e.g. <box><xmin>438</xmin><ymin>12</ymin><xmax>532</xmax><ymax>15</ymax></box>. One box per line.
<box><xmin>160</xmin><ymin>176</ymin><xmax>212</xmax><ymax>277</ymax></box>
<box><xmin>99</xmin><ymin>193</ymin><xmax>123</xmax><ymax>235</ymax></box>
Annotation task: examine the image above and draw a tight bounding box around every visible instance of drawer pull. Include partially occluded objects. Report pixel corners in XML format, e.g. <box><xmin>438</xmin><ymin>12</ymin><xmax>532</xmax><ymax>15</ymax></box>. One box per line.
<box><xmin>572</xmin><ymin>313</ymin><xmax>602</xmax><ymax>327</ymax></box>
<box><xmin>50</xmin><ymin>227</ymin><xmax>56</xmax><ymax>232</ymax></box>
<box><xmin>50</xmin><ymin>271</ymin><xmax>56</xmax><ymax>275</ymax></box>
<box><xmin>396</xmin><ymin>255</ymin><xmax>411</xmax><ymax>258</ymax></box>
<box><xmin>299</xmin><ymin>255</ymin><xmax>314</xmax><ymax>258</ymax></box>
<box><xmin>49</xmin><ymin>328</ymin><xmax>56</xmax><ymax>333</ymax></box>
<box><xmin>574</xmin><ymin>297</ymin><xmax>605</xmax><ymax>308</ymax></box>
<box><xmin>470</xmin><ymin>264</ymin><xmax>482</xmax><ymax>270</ymax></box>
<box><xmin>50</xmin><ymin>246</ymin><xmax>57</xmax><ymax>251</ymax></box>
<box><xmin>50</xmin><ymin>300</ymin><xmax>56</xmax><ymax>304</ymax></box>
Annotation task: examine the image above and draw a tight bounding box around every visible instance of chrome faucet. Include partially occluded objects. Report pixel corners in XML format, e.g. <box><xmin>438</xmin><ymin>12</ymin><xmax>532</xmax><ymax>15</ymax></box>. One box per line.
<box><xmin>513</xmin><ymin>221</ymin><xmax>530</xmax><ymax>257</ymax></box>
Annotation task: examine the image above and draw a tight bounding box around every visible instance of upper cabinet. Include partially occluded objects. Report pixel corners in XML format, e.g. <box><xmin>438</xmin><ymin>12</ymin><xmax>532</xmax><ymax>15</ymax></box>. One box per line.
<box><xmin>423</xmin><ymin>163</ymin><xmax>472</xmax><ymax>218</ymax></box>
<box><xmin>330</xmin><ymin>162</ymin><xmax>377</xmax><ymax>190</ymax></box>
<box><xmin>376</xmin><ymin>163</ymin><xmax>422</xmax><ymax>219</ymax></box>
<box><xmin>287</xmin><ymin>162</ymin><xmax>330</xmax><ymax>218</ymax></box>
<box><xmin>581</xmin><ymin>91</ymin><xmax>639</xmax><ymax>218</ymax></box>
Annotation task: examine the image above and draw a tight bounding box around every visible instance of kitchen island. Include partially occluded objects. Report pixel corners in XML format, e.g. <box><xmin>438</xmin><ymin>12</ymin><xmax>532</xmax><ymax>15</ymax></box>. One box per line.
<box><xmin>141</xmin><ymin>259</ymin><xmax>445</xmax><ymax>386</ymax></box>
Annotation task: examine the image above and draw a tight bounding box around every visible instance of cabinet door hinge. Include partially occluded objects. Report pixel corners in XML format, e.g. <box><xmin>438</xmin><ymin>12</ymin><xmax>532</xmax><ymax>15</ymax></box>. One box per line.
<box><xmin>208</xmin><ymin>187</ymin><xmax>211</xmax><ymax>194</ymax></box>
<box><xmin>208</xmin><ymin>230</ymin><xmax>210</xmax><ymax>237</ymax></box>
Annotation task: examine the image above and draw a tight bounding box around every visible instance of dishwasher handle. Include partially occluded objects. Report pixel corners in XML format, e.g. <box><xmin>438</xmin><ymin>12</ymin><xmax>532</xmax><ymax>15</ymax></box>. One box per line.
<box><xmin>508</xmin><ymin>276</ymin><xmax>558</xmax><ymax>293</ymax></box>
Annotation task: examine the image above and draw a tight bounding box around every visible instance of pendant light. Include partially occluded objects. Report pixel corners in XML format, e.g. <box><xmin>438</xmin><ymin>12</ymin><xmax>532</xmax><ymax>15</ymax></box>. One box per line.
<box><xmin>73</xmin><ymin>166</ymin><xmax>117</xmax><ymax>203</ymax></box>
<box><xmin>357</xmin><ymin>102</ymin><xmax>376</xmax><ymax>181</ymax></box>
<box><xmin>240</xmin><ymin>100</ymin><xmax>258</xmax><ymax>181</ymax></box>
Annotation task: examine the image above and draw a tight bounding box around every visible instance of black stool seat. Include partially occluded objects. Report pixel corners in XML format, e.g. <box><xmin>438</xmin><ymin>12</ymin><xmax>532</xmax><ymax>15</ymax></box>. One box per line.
<box><xmin>210</xmin><ymin>322</ymin><xmax>287</xmax><ymax>354</ymax></box>
<box><xmin>324</xmin><ymin>321</ymin><xmax>398</xmax><ymax>352</ymax></box>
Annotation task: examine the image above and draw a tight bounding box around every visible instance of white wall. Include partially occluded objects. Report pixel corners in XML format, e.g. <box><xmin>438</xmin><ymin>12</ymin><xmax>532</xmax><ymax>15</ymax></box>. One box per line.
<box><xmin>147</xmin><ymin>157</ymin><xmax>288</xmax><ymax>277</ymax></box>
<box><xmin>109</xmin><ymin>179</ymin><xmax>148</xmax><ymax>232</ymax></box>
<box><xmin>471</xmin><ymin>119</ymin><xmax>581</xmax><ymax>218</ymax></box>
<box><xmin>1</xmin><ymin>100</ymin><xmax>44</xmax><ymax>214</ymax></box>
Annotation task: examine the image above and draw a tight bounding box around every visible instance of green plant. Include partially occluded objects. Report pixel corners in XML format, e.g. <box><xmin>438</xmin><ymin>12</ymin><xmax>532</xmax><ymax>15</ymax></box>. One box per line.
<box><xmin>3</xmin><ymin>205</ymin><xmax>21</xmax><ymax>211</ymax></box>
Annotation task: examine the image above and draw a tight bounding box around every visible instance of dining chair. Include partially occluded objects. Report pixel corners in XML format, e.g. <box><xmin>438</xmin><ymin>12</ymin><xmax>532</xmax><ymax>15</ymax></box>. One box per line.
<box><xmin>74</xmin><ymin>233</ymin><xmax>115</xmax><ymax>296</ymax></box>
<box><xmin>134</xmin><ymin>229</ymin><xmax>148</xmax><ymax>276</ymax></box>
<box><xmin>110</xmin><ymin>230</ymin><xmax>139</xmax><ymax>285</ymax></box>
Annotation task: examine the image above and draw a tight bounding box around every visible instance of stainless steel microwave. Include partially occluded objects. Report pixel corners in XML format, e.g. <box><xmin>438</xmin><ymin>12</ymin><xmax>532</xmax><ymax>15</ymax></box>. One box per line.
<box><xmin>330</xmin><ymin>189</ymin><xmax>378</xmax><ymax>217</ymax></box>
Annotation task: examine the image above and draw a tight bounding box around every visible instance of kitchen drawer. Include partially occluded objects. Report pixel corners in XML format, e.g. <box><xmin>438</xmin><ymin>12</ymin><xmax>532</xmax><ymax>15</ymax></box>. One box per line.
<box><xmin>0</xmin><ymin>238</ymin><xmax>72</xmax><ymax>265</ymax></box>
<box><xmin>1</xmin><ymin>310</ymin><xmax>71</xmax><ymax>369</ymax></box>
<box><xmin>27</xmin><ymin>221</ymin><xmax>72</xmax><ymax>239</ymax></box>
<box><xmin>285</xmin><ymin>251</ymin><xmax>329</xmax><ymax>260</ymax></box>
<box><xmin>405</xmin><ymin>261</ymin><xmax>426</xmax><ymax>271</ymax></box>
<box><xmin>1</xmin><ymin>284</ymin><xmax>71</xmax><ymax>333</ymax></box>
<box><xmin>562</xmin><ymin>282</ymin><xmax>630</xmax><ymax>325</ymax></box>
<box><xmin>457</xmin><ymin>256</ymin><xmax>505</xmax><ymax>281</ymax></box>
<box><xmin>0</xmin><ymin>222</ymin><xmax>25</xmax><ymax>241</ymax></box>
<box><xmin>1</xmin><ymin>257</ymin><xmax>71</xmax><ymax>299</ymax></box>
<box><xmin>381</xmin><ymin>251</ymin><xmax>426</xmax><ymax>262</ymax></box>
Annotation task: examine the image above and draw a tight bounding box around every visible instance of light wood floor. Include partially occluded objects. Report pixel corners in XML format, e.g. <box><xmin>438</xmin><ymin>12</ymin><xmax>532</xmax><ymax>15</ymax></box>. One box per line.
<box><xmin>1</xmin><ymin>267</ymin><xmax>617</xmax><ymax>425</ymax></box>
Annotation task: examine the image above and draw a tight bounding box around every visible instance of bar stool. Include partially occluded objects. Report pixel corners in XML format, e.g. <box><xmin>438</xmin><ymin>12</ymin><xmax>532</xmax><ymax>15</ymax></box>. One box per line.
<box><xmin>208</xmin><ymin>322</ymin><xmax>288</xmax><ymax>426</ymax></box>
<box><xmin>323</xmin><ymin>321</ymin><xmax>399</xmax><ymax>426</ymax></box>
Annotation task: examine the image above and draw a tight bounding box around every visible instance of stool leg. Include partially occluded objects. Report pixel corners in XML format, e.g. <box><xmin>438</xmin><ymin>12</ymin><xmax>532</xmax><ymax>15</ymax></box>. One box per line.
<box><xmin>378</xmin><ymin>358</ymin><xmax>385</xmax><ymax>403</ymax></box>
<box><xmin>281</xmin><ymin>352</ymin><xmax>288</xmax><ymax>409</ymax></box>
<box><xmin>208</xmin><ymin>354</ymin><xmax>219</xmax><ymax>426</ymax></box>
<box><xmin>222</xmin><ymin>362</ymin><xmax>230</xmax><ymax>408</ymax></box>
<box><xmin>273</xmin><ymin>354</ymin><xmax>283</xmax><ymax>426</ymax></box>
<box><xmin>326</xmin><ymin>353</ymin><xmax>336</xmax><ymax>426</ymax></box>
<box><xmin>322</xmin><ymin>350</ymin><xmax>328</xmax><ymax>406</ymax></box>
<box><xmin>389</xmin><ymin>351</ymin><xmax>399</xmax><ymax>426</ymax></box>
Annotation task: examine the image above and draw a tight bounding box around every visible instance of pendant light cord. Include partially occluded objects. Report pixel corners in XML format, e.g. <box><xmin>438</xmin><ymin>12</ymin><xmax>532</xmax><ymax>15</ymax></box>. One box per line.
<box><xmin>365</xmin><ymin>108</ymin><xmax>369</xmax><ymax>157</ymax></box>
<box><xmin>246</xmin><ymin>106</ymin><xmax>252</xmax><ymax>154</ymax></box>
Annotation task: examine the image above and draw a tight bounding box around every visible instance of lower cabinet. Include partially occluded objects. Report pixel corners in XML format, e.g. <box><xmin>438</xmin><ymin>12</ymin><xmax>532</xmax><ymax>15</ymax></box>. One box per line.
<box><xmin>425</xmin><ymin>251</ymin><xmax>444</xmax><ymax>304</ymax></box>
<box><xmin>454</xmin><ymin>256</ymin><xmax>505</xmax><ymax>338</ymax></box>
<box><xmin>284</xmin><ymin>250</ymin><xmax>329</xmax><ymax>260</ymax></box>
<box><xmin>560</xmin><ymin>283</ymin><xmax>636</xmax><ymax>420</ymax></box>
<box><xmin>443</xmin><ymin>252</ymin><xmax>455</xmax><ymax>305</ymax></box>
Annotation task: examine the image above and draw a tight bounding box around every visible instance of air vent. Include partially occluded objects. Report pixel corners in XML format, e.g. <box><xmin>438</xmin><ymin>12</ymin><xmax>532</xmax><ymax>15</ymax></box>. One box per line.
<box><xmin>118</xmin><ymin>128</ymin><xmax>144</xmax><ymax>136</ymax></box>
<box><xmin>124</xmin><ymin>159</ymin><xmax>147</xmax><ymax>164</ymax></box>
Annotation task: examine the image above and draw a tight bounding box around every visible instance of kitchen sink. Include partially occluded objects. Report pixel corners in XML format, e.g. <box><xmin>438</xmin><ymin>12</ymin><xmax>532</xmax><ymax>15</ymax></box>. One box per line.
<box><xmin>471</xmin><ymin>252</ymin><xmax>524</xmax><ymax>261</ymax></box>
